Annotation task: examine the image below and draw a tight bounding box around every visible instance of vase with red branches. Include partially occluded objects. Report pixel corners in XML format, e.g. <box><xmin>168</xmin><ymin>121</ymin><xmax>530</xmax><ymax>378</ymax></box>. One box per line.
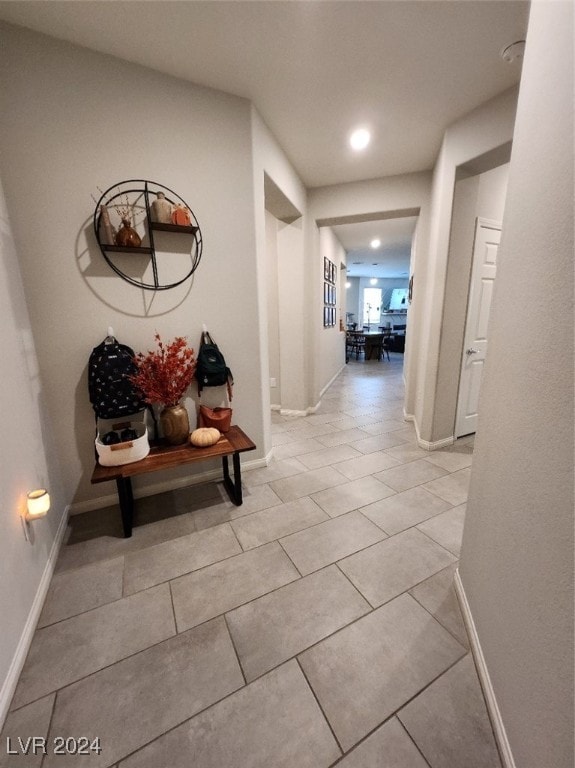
<box><xmin>130</xmin><ymin>334</ymin><xmax>197</xmax><ymax>444</ymax></box>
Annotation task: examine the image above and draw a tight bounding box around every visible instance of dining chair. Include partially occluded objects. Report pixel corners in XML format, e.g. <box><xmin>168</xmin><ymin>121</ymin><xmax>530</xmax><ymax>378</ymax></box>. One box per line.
<box><xmin>346</xmin><ymin>331</ymin><xmax>365</xmax><ymax>360</ymax></box>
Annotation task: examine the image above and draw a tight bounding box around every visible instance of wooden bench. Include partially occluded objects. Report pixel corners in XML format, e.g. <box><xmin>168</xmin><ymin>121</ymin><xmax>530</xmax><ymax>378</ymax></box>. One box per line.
<box><xmin>91</xmin><ymin>425</ymin><xmax>256</xmax><ymax>538</ymax></box>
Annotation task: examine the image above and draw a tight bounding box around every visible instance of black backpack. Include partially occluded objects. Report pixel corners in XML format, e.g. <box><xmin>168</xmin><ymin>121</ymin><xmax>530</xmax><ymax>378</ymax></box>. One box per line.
<box><xmin>197</xmin><ymin>331</ymin><xmax>233</xmax><ymax>399</ymax></box>
<box><xmin>88</xmin><ymin>336</ymin><xmax>147</xmax><ymax>420</ymax></box>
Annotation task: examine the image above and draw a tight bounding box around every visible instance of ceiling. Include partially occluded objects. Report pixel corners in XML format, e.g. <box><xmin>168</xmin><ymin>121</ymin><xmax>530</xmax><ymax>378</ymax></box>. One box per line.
<box><xmin>0</xmin><ymin>0</ymin><xmax>529</xmax><ymax>274</ymax></box>
<box><xmin>332</xmin><ymin>217</ymin><xmax>416</xmax><ymax>279</ymax></box>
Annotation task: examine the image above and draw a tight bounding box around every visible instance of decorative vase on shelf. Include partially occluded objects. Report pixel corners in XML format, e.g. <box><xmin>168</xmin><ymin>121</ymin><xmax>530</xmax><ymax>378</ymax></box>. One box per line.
<box><xmin>99</xmin><ymin>204</ymin><xmax>115</xmax><ymax>244</ymax></box>
<box><xmin>115</xmin><ymin>218</ymin><xmax>141</xmax><ymax>248</ymax></box>
<box><xmin>160</xmin><ymin>403</ymin><xmax>190</xmax><ymax>445</ymax></box>
<box><xmin>150</xmin><ymin>192</ymin><xmax>173</xmax><ymax>224</ymax></box>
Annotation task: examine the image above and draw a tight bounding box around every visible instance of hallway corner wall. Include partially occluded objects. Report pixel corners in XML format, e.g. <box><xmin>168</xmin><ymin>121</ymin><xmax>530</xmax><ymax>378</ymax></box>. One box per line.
<box><xmin>251</xmin><ymin>108</ymin><xmax>309</xmax><ymax>418</ymax></box>
<box><xmin>316</xmin><ymin>227</ymin><xmax>346</xmax><ymax>397</ymax></box>
<box><xmin>0</xmin><ymin>23</ymin><xmax>263</xmax><ymax>509</ymax></box>
<box><xmin>414</xmin><ymin>87</ymin><xmax>518</xmax><ymax>445</ymax></box>
<box><xmin>0</xmin><ymin>174</ymin><xmax>68</xmax><ymax>728</ymax></box>
<box><xmin>459</xmin><ymin>2</ymin><xmax>574</xmax><ymax>766</ymax></box>
<box><xmin>432</xmin><ymin>163</ymin><xmax>509</xmax><ymax>442</ymax></box>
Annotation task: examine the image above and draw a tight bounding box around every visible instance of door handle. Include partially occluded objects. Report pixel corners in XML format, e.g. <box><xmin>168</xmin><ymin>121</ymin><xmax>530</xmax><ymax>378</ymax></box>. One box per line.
<box><xmin>466</xmin><ymin>348</ymin><xmax>478</xmax><ymax>355</ymax></box>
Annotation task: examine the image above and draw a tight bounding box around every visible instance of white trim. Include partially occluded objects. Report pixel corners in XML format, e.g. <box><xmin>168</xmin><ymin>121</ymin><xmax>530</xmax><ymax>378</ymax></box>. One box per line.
<box><xmin>271</xmin><ymin>365</ymin><xmax>345</xmax><ymax>419</ymax></box>
<box><xmin>279</xmin><ymin>402</ymin><xmax>324</xmax><ymax>417</ymax></box>
<box><xmin>0</xmin><ymin>505</ymin><xmax>69</xmax><ymax>729</ymax></box>
<box><xmin>320</xmin><ymin>365</ymin><xmax>346</xmax><ymax>399</ymax></box>
<box><xmin>454</xmin><ymin>569</ymin><xmax>516</xmax><ymax>768</ymax></box>
<box><xmin>417</xmin><ymin>433</ymin><xmax>455</xmax><ymax>451</ymax></box>
<box><xmin>403</xmin><ymin>410</ymin><xmax>455</xmax><ymax>451</ymax></box>
<box><xmin>69</xmin><ymin>456</ymin><xmax>268</xmax><ymax>515</ymax></box>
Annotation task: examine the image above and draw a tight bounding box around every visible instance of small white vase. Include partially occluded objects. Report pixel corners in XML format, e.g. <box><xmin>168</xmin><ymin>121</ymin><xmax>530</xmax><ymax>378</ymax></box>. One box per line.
<box><xmin>150</xmin><ymin>192</ymin><xmax>173</xmax><ymax>224</ymax></box>
<box><xmin>99</xmin><ymin>204</ymin><xmax>115</xmax><ymax>244</ymax></box>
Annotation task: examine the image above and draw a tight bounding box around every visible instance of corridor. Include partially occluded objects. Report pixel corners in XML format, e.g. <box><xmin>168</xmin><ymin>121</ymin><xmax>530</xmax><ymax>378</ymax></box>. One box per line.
<box><xmin>1</xmin><ymin>354</ymin><xmax>500</xmax><ymax>768</ymax></box>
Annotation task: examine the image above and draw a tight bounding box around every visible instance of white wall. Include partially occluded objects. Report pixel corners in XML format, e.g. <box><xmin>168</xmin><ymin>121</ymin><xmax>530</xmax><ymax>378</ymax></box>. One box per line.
<box><xmin>0</xmin><ymin>176</ymin><xmax>68</xmax><ymax>725</ymax></box>
<box><xmin>413</xmin><ymin>88</ymin><xmax>518</xmax><ymax>444</ymax></box>
<box><xmin>251</xmin><ymin>109</ymin><xmax>308</xmax><ymax>417</ymax></box>
<box><xmin>310</xmin><ymin>172</ymin><xmax>429</xmax><ymax>224</ymax></box>
<box><xmin>277</xmin><ymin>218</ymin><xmax>308</xmax><ymax>412</ymax></box>
<box><xmin>317</xmin><ymin>228</ymin><xmax>346</xmax><ymax>395</ymax></box>
<box><xmin>403</xmin><ymin>213</ymin><xmax>427</xmax><ymax>418</ymax></box>
<box><xmin>459</xmin><ymin>3</ymin><xmax>574</xmax><ymax>766</ymax></box>
<box><xmin>345</xmin><ymin>277</ymin><xmax>360</xmax><ymax>327</ymax></box>
<box><xmin>0</xmin><ymin>23</ymin><xmax>264</xmax><ymax>508</ymax></box>
<box><xmin>265</xmin><ymin>210</ymin><xmax>281</xmax><ymax>407</ymax></box>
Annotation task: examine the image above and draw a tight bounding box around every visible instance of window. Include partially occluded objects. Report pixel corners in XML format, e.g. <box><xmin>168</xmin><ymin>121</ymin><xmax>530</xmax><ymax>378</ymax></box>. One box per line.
<box><xmin>363</xmin><ymin>288</ymin><xmax>382</xmax><ymax>325</ymax></box>
<box><xmin>389</xmin><ymin>287</ymin><xmax>408</xmax><ymax>310</ymax></box>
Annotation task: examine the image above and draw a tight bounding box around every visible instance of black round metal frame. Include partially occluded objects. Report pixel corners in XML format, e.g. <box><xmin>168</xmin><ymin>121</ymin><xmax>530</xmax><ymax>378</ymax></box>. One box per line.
<box><xmin>92</xmin><ymin>179</ymin><xmax>203</xmax><ymax>291</ymax></box>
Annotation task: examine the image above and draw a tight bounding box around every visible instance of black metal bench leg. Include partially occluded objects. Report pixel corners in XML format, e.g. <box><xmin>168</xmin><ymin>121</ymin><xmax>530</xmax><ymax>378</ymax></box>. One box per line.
<box><xmin>222</xmin><ymin>452</ymin><xmax>243</xmax><ymax>505</ymax></box>
<box><xmin>116</xmin><ymin>477</ymin><xmax>134</xmax><ymax>538</ymax></box>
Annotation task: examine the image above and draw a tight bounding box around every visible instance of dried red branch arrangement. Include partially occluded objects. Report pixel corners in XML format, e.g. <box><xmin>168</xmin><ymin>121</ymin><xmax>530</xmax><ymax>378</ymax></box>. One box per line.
<box><xmin>130</xmin><ymin>334</ymin><xmax>197</xmax><ymax>407</ymax></box>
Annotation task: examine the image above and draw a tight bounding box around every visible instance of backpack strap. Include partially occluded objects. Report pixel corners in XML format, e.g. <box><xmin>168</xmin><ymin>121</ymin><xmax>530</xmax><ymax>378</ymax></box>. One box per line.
<box><xmin>226</xmin><ymin>368</ymin><xmax>234</xmax><ymax>401</ymax></box>
<box><xmin>197</xmin><ymin>331</ymin><xmax>212</xmax><ymax>397</ymax></box>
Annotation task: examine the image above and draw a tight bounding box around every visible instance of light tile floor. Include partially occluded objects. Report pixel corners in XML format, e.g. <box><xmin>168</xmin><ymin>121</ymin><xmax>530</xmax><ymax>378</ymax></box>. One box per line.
<box><xmin>1</xmin><ymin>354</ymin><xmax>501</xmax><ymax>768</ymax></box>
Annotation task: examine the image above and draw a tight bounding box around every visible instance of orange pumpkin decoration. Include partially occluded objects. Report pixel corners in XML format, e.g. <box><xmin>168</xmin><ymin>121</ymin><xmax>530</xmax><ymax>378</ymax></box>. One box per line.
<box><xmin>171</xmin><ymin>205</ymin><xmax>191</xmax><ymax>226</ymax></box>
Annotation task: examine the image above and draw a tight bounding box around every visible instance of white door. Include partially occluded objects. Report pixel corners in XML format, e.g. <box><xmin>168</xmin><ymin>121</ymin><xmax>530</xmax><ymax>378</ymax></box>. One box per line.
<box><xmin>455</xmin><ymin>218</ymin><xmax>501</xmax><ymax>437</ymax></box>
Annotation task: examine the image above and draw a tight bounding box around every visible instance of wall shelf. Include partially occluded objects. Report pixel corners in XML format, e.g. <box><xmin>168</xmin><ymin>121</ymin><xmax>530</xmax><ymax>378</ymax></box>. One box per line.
<box><xmin>92</xmin><ymin>179</ymin><xmax>203</xmax><ymax>291</ymax></box>
<box><xmin>149</xmin><ymin>222</ymin><xmax>198</xmax><ymax>235</ymax></box>
<box><xmin>101</xmin><ymin>245</ymin><xmax>154</xmax><ymax>255</ymax></box>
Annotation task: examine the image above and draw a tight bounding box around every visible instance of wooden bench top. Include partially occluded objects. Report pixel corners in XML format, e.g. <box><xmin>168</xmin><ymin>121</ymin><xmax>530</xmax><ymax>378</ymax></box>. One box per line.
<box><xmin>92</xmin><ymin>425</ymin><xmax>256</xmax><ymax>484</ymax></box>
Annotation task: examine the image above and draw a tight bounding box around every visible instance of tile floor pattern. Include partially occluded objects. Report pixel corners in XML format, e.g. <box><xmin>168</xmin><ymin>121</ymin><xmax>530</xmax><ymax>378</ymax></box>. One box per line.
<box><xmin>1</xmin><ymin>355</ymin><xmax>502</xmax><ymax>768</ymax></box>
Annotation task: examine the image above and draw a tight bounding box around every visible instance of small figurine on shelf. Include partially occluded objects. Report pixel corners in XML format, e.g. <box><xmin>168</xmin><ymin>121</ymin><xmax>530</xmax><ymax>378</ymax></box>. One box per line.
<box><xmin>171</xmin><ymin>204</ymin><xmax>191</xmax><ymax>226</ymax></box>
<box><xmin>150</xmin><ymin>192</ymin><xmax>173</xmax><ymax>224</ymax></box>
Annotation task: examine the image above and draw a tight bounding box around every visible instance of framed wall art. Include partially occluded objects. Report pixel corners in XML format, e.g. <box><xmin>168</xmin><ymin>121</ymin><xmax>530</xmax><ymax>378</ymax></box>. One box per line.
<box><xmin>322</xmin><ymin>258</ymin><xmax>338</xmax><ymax>326</ymax></box>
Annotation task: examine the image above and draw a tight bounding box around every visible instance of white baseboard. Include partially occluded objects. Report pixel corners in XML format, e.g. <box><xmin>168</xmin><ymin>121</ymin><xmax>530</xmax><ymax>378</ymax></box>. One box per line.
<box><xmin>454</xmin><ymin>569</ymin><xmax>516</xmax><ymax>768</ymax></box>
<box><xmin>273</xmin><ymin>366</ymin><xmax>346</xmax><ymax>419</ymax></box>
<box><xmin>0</xmin><ymin>505</ymin><xmax>69</xmax><ymax>729</ymax></box>
<box><xmin>69</xmin><ymin>455</ymin><xmax>269</xmax><ymax>515</ymax></box>
<box><xmin>403</xmin><ymin>411</ymin><xmax>455</xmax><ymax>451</ymax></box>
<box><xmin>280</xmin><ymin>403</ymin><xmax>323</xmax><ymax>417</ymax></box>
<box><xmin>279</xmin><ymin>403</ymin><xmax>330</xmax><ymax>417</ymax></box>
<box><xmin>417</xmin><ymin>433</ymin><xmax>455</xmax><ymax>451</ymax></box>
<box><xmin>320</xmin><ymin>365</ymin><xmax>346</xmax><ymax>400</ymax></box>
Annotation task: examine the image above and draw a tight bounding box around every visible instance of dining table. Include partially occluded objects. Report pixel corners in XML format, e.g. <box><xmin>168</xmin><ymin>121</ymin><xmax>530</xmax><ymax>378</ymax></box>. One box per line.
<box><xmin>346</xmin><ymin>330</ymin><xmax>388</xmax><ymax>361</ymax></box>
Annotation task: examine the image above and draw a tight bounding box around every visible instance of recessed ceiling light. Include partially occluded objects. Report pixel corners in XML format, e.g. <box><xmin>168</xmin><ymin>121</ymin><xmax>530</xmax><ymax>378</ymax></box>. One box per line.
<box><xmin>349</xmin><ymin>128</ymin><xmax>370</xmax><ymax>151</ymax></box>
<box><xmin>370</xmin><ymin>278</ymin><xmax>378</xmax><ymax>285</ymax></box>
<box><xmin>370</xmin><ymin>238</ymin><xmax>381</xmax><ymax>249</ymax></box>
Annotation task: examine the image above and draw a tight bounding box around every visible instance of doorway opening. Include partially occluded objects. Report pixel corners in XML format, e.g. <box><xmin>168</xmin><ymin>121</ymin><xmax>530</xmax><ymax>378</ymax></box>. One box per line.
<box><xmin>436</xmin><ymin>151</ymin><xmax>511</xmax><ymax>442</ymax></box>
<box><xmin>264</xmin><ymin>173</ymin><xmax>303</xmax><ymax>414</ymax></box>
<box><xmin>316</xmin><ymin>209</ymin><xmax>419</xmax><ymax>404</ymax></box>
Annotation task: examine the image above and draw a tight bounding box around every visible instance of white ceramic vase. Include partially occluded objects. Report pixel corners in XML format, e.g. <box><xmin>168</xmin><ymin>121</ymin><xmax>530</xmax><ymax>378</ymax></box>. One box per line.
<box><xmin>150</xmin><ymin>192</ymin><xmax>173</xmax><ymax>224</ymax></box>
